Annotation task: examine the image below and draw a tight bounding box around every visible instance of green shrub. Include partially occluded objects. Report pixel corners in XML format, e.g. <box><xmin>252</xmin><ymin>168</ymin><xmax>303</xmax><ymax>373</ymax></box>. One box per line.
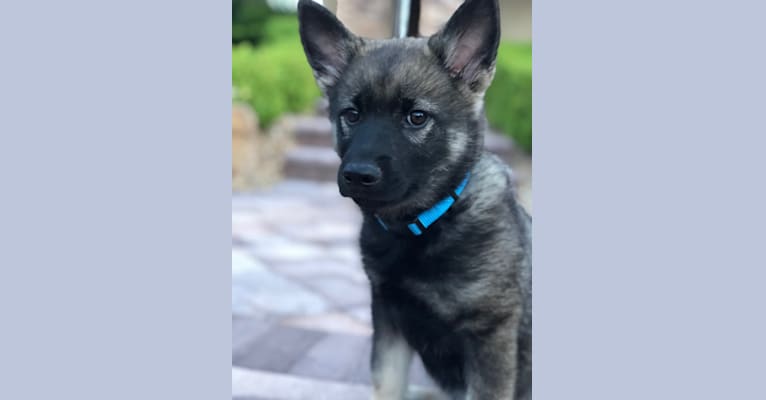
<box><xmin>232</xmin><ymin>0</ymin><xmax>302</xmax><ymax>44</ymax></box>
<box><xmin>485</xmin><ymin>42</ymin><xmax>532</xmax><ymax>153</ymax></box>
<box><xmin>232</xmin><ymin>0</ymin><xmax>273</xmax><ymax>45</ymax></box>
<box><xmin>232</xmin><ymin>40</ymin><xmax>320</xmax><ymax>129</ymax></box>
<box><xmin>260</xmin><ymin>15</ymin><xmax>301</xmax><ymax>45</ymax></box>
<box><xmin>232</xmin><ymin>12</ymin><xmax>319</xmax><ymax>129</ymax></box>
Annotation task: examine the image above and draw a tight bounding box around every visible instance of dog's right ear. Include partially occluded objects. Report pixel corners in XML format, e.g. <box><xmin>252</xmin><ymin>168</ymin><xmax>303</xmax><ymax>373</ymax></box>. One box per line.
<box><xmin>297</xmin><ymin>0</ymin><xmax>359</xmax><ymax>93</ymax></box>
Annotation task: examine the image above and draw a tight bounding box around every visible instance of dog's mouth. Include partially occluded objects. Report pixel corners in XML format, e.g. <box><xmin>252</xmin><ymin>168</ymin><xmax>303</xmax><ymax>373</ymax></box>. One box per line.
<box><xmin>340</xmin><ymin>190</ymin><xmax>401</xmax><ymax>209</ymax></box>
<box><xmin>341</xmin><ymin>184</ymin><xmax>419</xmax><ymax>213</ymax></box>
<box><xmin>351</xmin><ymin>197</ymin><xmax>391</xmax><ymax>210</ymax></box>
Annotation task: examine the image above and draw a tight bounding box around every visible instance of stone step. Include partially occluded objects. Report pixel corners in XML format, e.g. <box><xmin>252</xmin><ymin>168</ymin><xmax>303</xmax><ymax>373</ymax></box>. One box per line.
<box><xmin>291</xmin><ymin>116</ymin><xmax>334</xmax><ymax>147</ymax></box>
<box><xmin>283</xmin><ymin>146</ymin><xmax>340</xmax><ymax>181</ymax></box>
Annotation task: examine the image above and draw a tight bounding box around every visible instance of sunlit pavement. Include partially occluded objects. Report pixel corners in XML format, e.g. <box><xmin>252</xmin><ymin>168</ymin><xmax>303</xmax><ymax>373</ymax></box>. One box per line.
<box><xmin>233</xmin><ymin>180</ymin><xmax>370</xmax><ymax>334</ymax></box>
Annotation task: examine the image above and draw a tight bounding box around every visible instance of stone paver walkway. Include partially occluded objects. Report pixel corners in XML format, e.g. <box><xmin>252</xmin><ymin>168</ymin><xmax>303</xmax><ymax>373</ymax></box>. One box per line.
<box><xmin>233</xmin><ymin>180</ymin><xmax>369</xmax><ymax>333</ymax></box>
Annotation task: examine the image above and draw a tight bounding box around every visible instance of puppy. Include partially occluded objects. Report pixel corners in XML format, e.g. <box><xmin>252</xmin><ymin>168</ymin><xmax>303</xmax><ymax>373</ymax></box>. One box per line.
<box><xmin>297</xmin><ymin>1</ymin><xmax>531</xmax><ymax>398</ymax></box>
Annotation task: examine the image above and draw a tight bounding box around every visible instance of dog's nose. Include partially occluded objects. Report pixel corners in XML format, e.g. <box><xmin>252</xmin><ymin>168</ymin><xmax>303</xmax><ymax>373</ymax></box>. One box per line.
<box><xmin>342</xmin><ymin>163</ymin><xmax>382</xmax><ymax>187</ymax></box>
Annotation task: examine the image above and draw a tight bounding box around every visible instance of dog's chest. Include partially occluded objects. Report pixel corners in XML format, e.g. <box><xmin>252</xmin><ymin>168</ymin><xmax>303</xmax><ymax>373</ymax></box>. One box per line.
<box><xmin>361</xmin><ymin>222</ymin><xmax>476</xmax><ymax>316</ymax></box>
<box><xmin>363</xmin><ymin>233</ymin><xmax>469</xmax><ymax>336</ymax></box>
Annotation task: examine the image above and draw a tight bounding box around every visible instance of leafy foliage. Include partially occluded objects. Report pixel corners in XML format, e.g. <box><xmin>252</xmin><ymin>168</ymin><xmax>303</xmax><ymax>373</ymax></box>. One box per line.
<box><xmin>232</xmin><ymin>39</ymin><xmax>320</xmax><ymax>129</ymax></box>
<box><xmin>485</xmin><ymin>42</ymin><xmax>533</xmax><ymax>153</ymax></box>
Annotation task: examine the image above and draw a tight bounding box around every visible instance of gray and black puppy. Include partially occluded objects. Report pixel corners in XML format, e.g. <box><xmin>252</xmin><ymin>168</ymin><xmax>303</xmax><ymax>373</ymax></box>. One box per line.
<box><xmin>297</xmin><ymin>0</ymin><xmax>531</xmax><ymax>398</ymax></box>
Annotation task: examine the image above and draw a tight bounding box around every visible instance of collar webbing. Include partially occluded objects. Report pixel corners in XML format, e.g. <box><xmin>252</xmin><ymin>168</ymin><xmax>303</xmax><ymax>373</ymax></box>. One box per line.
<box><xmin>375</xmin><ymin>172</ymin><xmax>471</xmax><ymax>236</ymax></box>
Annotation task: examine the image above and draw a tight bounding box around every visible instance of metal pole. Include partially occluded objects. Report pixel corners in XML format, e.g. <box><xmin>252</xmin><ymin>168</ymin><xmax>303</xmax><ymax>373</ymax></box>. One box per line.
<box><xmin>394</xmin><ymin>0</ymin><xmax>412</xmax><ymax>38</ymax></box>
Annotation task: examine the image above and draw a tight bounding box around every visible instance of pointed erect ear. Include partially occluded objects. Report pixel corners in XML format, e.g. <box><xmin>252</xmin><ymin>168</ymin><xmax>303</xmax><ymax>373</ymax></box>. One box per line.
<box><xmin>428</xmin><ymin>0</ymin><xmax>501</xmax><ymax>90</ymax></box>
<box><xmin>297</xmin><ymin>0</ymin><xmax>360</xmax><ymax>93</ymax></box>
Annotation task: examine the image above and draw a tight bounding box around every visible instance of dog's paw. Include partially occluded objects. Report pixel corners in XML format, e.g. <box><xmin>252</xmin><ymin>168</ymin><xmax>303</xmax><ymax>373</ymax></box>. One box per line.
<box><xmin>370</xmin><ymin>389</ymin><xmax>403</xmax><ymax>400</ymax></box>
<box><xmin>404</xmin><ymin>386</ymin><xmax>448</xmax><ymax>400</ymax></box>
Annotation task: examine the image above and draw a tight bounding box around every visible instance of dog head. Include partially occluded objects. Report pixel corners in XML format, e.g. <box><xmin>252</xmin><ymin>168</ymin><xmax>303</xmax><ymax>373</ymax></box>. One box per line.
<box><xmin>298</xmin><ymin>0</ymin><xmax>500</xmax><ymax>216</ymax></box>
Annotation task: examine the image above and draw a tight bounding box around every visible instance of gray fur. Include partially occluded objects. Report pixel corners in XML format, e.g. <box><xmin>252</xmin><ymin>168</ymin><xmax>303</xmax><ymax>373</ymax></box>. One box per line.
<box><xmin>297</xmin><ymin>0</ymin><xmax>531</xmax><ymax>398</ymax></box>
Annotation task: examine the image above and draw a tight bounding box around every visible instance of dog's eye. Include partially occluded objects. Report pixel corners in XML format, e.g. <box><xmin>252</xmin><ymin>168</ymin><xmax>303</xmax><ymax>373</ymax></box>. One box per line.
<box><xmin>407</xmin><ymin>110</ymin><xmax>428</xmax><ymax>127</ymax></box>
<box><xmin>341</xmin><ymin>109</ymin><xmax>360</xmax><ymax>125</ymax></box>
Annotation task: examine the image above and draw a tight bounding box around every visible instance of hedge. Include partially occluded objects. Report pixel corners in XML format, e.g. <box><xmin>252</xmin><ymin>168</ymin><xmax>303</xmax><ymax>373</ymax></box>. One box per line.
<box><xmin>259</xmin><ymin>15</ymin><xmax>301</xmax><ymax>44</ymax></box>
<box><xmin>232</xmin><ymin>0</ymin><xmax>275</xmax><ymax>45</ymax></box>
<box><xmin>485</xmin><ymin>42</ymin><xmax>532</xmax><ymax>153</ymax></box>
<box><xmin>232</xmin><ymin>18</ymin><xmax>320</xmax><ymax>129</ymax></box>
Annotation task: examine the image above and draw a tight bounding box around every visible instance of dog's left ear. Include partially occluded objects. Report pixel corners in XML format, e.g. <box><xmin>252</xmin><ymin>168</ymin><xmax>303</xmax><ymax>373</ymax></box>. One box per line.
<box><xmin>428</xmin><ymin>0</ymin><xmax>500</xmax><ymax>91</ymax></box>
<box><xmin>297</xmin><ymin>0</ymin><xmax>360</xmax><ymax>93</ymax></box>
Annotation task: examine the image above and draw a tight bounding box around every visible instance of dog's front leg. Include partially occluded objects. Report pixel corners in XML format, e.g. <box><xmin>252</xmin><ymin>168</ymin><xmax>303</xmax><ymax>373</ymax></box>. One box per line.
<box><xmin>463</xmin><ymin>319</ymin><xmax>522</xmax><ymax>400</ymax></box>
<box><xmin>371</xmin><ymin>297</ymin><xmax>413</xmax><ymax>400</ymax></box>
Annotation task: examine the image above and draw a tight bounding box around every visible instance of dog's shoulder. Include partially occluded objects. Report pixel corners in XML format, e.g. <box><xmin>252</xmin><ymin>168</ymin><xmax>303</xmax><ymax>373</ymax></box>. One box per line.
<box><xmin>463</xmin><ymin>153</ymin><xmax>528</xmax><ymax>223</ymax></box>
<box><xmin>457</xmin><ymin>152</ymin><xmax>532</xmax><ymax>257</ymax></box>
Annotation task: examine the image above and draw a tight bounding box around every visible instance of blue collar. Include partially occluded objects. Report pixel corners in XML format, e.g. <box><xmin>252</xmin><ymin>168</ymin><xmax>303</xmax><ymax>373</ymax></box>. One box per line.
<box><xmin>375</xmin><ymin>172</ymin><xmax>471</xmax><ymax>236</ymax></box>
